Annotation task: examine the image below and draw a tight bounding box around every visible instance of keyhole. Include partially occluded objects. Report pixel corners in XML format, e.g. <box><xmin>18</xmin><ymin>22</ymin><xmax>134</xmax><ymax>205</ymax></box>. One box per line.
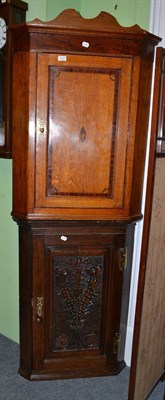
<box><xmin>80</xmin><ymin>126</ymin><xmax>86</xmax><ymax>142</ymax></box>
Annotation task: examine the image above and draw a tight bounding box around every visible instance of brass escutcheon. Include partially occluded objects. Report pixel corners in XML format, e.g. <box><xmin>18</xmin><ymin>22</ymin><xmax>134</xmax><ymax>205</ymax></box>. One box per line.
<box><xmin>38</xmin><ymin>119</ymin><xmax>44</xmax><ymax>134</ymax></box>
<box><xmin>80</xmin><ymin>126</ymin><xmax>86</xmax><ymax>142</ymax></box>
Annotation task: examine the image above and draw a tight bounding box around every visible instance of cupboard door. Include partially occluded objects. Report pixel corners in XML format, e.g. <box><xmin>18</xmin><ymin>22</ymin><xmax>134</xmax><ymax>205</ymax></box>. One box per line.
<box><xmin>30</xmin><ymin>228</ymin><xmax>126</xmax><ymax>380</ymax></box>
<box><xmin>35</xmin><ymin>54</ymin><xmax>135</xmax><ymax>217</ymax></box>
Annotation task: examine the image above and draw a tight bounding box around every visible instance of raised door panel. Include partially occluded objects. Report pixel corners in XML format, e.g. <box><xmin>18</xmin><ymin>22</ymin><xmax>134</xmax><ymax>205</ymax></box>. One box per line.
<box><xmin>35</xmin><ymin>54</ymin><xmax>135</xmax><ymax>218</ymax></box>
<box><xmin>29</xmin><ymin>228</ymin><xmax>126</xmax><ymax>379</ymax></box>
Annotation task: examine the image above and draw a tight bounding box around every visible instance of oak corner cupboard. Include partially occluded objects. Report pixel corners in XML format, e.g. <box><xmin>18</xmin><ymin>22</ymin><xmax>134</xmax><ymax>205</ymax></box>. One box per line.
<box><xmin>11</xmin><ymin>9</ymin><xmax>160</xmax><ymax>380</ymax></box>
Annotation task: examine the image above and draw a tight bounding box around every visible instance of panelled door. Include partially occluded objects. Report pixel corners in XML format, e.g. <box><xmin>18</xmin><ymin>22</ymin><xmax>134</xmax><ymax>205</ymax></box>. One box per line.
<box><xmin>35</xmin><ymin>54</ymin><xmax>136</xmax><ymax>216</ymax></box>
<box><xmin>31</xmin><ymin>228</ymin><xmax>126</xmax><ymax>379</ymax></box>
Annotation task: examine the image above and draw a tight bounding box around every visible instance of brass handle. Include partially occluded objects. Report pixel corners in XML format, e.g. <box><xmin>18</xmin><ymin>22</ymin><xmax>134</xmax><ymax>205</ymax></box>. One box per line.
<box><xmin>119</xmin><ymin>247</ymin><xmax>127</xmax><ymax>272</ymax></box>
<box><xmin>113</xmin><ymin>332</ymin><xmax>121</xmax><ymax>354</ymax></box>
<box><xmin>36</xmin><ymin>297</ymin><xmax>43</xmax><ymax>322</ymax></box>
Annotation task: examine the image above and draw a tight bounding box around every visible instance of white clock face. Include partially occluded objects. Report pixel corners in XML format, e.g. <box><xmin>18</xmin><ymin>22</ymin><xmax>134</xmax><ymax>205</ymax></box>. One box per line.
<box><xmin>0</xmin><ymin>17</ymin><xmax>7</xmax><ymax>49</ymax></box>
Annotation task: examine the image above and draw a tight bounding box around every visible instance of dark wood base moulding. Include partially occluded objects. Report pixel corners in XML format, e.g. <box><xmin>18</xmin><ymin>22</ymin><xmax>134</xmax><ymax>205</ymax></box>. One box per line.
<box><xmin>18</xmin><ymin>361</ymin><xmax>126</xmax><ymax>381</ymax></box>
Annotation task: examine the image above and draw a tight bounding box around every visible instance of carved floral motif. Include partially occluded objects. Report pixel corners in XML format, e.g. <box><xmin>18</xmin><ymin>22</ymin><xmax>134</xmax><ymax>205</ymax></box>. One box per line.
<box><xmin>53</xmin><ymin>256</ymin><xmax>104</xmax><ymax>350</ymax></box>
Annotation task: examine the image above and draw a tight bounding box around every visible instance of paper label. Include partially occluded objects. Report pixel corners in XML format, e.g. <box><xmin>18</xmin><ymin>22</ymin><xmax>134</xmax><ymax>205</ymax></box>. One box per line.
<box><xmin>58</xmin><ymin>55</ymin><xmax>67</xmax><ymax>61</ymax></box>
<box><xmin>82</xmin><ymin>41</ymin><xmax>90</xmax><ymax>48</ymax></box>
<box><xmin>60</xmin><ymin>235</ymin><xmax>68</xmax><ymax>241</ymax></box>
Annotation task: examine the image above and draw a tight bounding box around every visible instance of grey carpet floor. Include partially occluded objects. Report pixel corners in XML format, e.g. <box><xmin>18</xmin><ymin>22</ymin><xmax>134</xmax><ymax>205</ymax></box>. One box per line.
<box><xmin>0</xmin><ymin>334</ymin><xmax>164</xmax><ymax>400</ymax></box>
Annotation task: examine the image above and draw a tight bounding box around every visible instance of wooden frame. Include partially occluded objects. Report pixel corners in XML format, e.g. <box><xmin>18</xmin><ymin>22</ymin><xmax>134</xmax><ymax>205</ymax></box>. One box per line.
<box><xmin>129</xmin><ymin>47</ymin><xmax>165</xmax><ymax>400</ymax></box>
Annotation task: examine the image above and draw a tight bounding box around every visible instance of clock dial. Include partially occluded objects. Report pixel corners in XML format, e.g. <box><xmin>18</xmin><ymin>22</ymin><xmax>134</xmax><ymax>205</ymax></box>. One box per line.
<box><xmin>0</xmin><ymin>17</ymin><xmax>6</xmax><ymax>49</ymax></box>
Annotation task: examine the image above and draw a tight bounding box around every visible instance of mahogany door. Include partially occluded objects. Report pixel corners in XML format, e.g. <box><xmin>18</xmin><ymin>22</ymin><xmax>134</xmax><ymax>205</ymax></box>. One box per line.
<box><xmin>18</xmin><ymin>222</ymin><xmax>127</xmax><ymax>380</ymax></box>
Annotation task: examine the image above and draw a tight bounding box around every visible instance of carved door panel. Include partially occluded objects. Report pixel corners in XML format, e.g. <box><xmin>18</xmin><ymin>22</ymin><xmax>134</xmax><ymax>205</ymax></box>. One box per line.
<box><xmin>29</xmin><ymin>226</ymin><xmax>126</xmax><ymax>380</ymax></box>
<box><xmin>35</xmin><ymin>54</ymin><xmax>135</xmax><ymax>219</ymax></box>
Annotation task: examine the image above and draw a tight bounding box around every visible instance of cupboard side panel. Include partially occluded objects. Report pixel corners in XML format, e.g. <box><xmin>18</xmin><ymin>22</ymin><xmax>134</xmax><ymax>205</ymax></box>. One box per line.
<box><xmin>130</xmin><ymin>57</ymin><xmax>154</xmax><ymax>217</ymax></box>
<box><xmin>19</xmin><ymin>226</ymin><xmax>33</xmax><ymax>373</ymax></box>
<box><xmin>12</xmin><ymin>52</ymin><xmax>37</xmax><ymax>218</ymax></box>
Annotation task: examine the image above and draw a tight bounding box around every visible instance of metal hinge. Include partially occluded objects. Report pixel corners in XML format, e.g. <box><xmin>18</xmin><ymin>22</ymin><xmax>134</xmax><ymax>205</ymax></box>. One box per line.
<box><xmin>32</xmin><ymin>297</ymin><xmax>44</xmax><ymax>323</ymax></box>
<box><xmin>119</xmin><ymin>247</ymin><xmax>127</xmax><ymax>272</ymax></box>
<box><xmin>113</xmin><ymin>332</ymin><xmax>121</xmax><ymax>354</ymax></box>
